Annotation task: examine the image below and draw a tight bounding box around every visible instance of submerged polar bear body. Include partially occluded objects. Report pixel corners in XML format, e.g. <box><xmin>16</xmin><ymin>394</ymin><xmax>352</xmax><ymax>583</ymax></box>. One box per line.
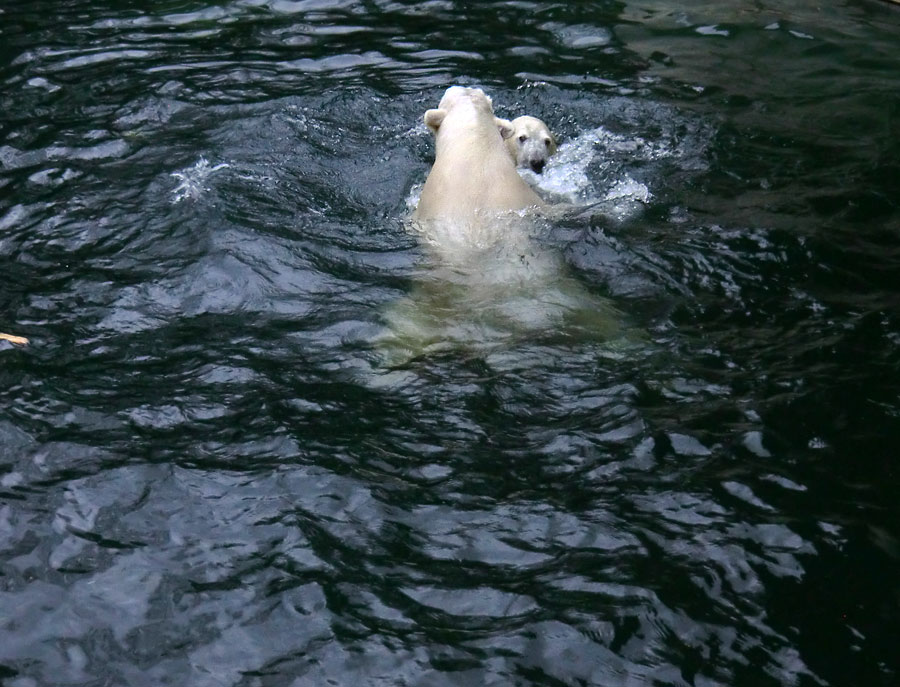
<box><xmin>370</xmin><ymin>86</ymin><xmax>624</xmax><ymax>369</ymax></box>
<box><xmin>502</xmin><ymin>115</ymin><xmax>558</xmax><ymax>174</ymax></box>
<box><xmin>413</xmin><ymin>87</ymin><xmax>543</xmax><ymax>227</ymax></box>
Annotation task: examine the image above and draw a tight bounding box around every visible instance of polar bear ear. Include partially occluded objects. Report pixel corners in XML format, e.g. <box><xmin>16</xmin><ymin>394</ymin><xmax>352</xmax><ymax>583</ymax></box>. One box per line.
<box><xmin>495</xmin><ymin>117</ymin><xmax>515</xmax><ymax>140</ymax></box>
<box><xmin>424</xmin><ymin>108</ymin><xmax>446</xmax><ymax>132</ymax></box>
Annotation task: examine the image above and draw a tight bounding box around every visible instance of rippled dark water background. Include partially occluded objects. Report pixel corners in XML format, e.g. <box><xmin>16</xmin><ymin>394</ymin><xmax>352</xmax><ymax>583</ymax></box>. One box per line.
<box><xmin>2</xmin><ymin>1</ymin><xmax>899</xmax><ymax>685</ymax></box>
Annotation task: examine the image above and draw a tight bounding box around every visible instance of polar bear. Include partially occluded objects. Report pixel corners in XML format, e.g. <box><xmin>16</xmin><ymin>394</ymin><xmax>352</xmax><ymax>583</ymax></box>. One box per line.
<box><xmin>413</xmin><ymin>86</ymin><xmax>543</xmax><ymax>226</ymax></box>
<box><xmin>501</xmin><ymin>115</ymin><xmax>558</xmax><ymax>174</ymax></box>
<box><xmin>370</xmin><ymin>87</ymin><xmax>624</xmax><ymax>370</ymax></box>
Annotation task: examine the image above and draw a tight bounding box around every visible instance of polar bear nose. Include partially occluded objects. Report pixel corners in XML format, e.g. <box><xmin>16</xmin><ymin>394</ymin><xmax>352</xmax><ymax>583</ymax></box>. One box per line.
<box><xmin>529</xmin><ymin>159</ymin><xmax>545</xmax><ymax>174</ymax></box>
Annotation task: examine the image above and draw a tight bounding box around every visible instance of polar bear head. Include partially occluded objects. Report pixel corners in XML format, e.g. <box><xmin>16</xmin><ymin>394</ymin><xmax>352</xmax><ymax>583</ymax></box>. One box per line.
<box><xmin>500</xmin><ymin>115</ymin><xmax>558</xmax><ymax>174</ymax></box>
<box><xmin>423</xmin><ymin>86</ymin><xmax>514</xmax><ymax>139</ymax></box>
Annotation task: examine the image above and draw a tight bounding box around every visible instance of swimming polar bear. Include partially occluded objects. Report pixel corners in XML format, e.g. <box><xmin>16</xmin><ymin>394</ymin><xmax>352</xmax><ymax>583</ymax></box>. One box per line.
<box><xmin>413</xmin><ymin>86</ymin><xmax>543</xmax><ymax>227</ymax></box>
<box><xmin>367</xmin><ymin>87</ymin><xmax>623</xmax><ymax>371</ymax></box>
<box><xmin>500</xmin><ymin>115</ymin><xmax>558</xmax><ymax>174</ymax></box>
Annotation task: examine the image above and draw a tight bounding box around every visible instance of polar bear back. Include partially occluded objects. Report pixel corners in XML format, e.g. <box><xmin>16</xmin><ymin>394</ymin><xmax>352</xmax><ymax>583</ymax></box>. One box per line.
<box><xmin>414</xmin><ymin>87</ymin><xmax>542</xmax><ymax>224</ymax></box>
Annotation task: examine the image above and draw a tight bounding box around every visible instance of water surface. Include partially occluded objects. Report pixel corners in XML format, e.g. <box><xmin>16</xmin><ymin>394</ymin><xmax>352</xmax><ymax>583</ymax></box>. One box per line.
<box><xmin>1</xmin><ymin>1</ymin><xmax>899</xmax><ymax>686</ymax></box>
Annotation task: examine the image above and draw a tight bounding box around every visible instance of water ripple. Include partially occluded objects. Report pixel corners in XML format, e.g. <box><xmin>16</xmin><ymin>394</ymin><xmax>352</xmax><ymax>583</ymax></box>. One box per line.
<box><xmin>1</xmin><ymin>1</ymin><xmax>898</xmax><ymax>686</ymax></box>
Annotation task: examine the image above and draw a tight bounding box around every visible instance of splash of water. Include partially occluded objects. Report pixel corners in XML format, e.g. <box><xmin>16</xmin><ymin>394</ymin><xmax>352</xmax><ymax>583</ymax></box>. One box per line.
<box><xmin>170</xmin><ymin>157</ymin><xmax>229</xmax><ymax>203</ymax></box>
<box><xmin>534</xmin><ymin>125</ymin><xmax>654</xmax><ymax>221</ymax></box>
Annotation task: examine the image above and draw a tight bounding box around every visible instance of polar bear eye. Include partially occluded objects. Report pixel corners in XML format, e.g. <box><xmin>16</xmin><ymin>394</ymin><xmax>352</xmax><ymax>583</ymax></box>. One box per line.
<box><xmin>518</xmin><ymin>134</ymin><xmax>527</xmax><ymax>143</ymax></box>
<box><xmin>543</xmin><ymin>138</ymin><xmax>551</xmax><ymax>147</ymax></box>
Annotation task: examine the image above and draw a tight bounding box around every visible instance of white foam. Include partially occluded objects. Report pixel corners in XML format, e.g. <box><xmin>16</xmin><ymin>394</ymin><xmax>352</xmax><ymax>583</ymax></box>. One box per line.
<box><xmin>528</xmin><ymin>126</ymin><xmax>662</xmax><ymax>223</ymax></box>
<box><xmin>170</xmin><ymin>156</ymin><xmax>229</xmax><ymax>203</ymax></box>
<box><xmin>404</xmin><ymin>181</ymin><xmax>423</xmax><ymax>213</ymax></box>
<box><xmin>604</xmin><ymin>176</ymin><xmax>651</xmax><ymax>203</ymax></box>
<box><xmin>532</xmin><ymin>128</ymin><xmax>600</xmax><ymax>202</ymax></box>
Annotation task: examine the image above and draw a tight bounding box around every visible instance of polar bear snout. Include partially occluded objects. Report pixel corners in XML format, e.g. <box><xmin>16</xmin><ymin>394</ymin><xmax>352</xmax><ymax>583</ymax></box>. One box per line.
<box><xmin>527</xmin><ymin>156</ymin><xmax>546</xmax><ymax>174</ymax></box>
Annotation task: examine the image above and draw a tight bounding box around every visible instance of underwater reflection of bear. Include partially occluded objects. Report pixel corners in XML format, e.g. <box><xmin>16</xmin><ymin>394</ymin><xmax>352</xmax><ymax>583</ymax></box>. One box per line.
<box><xmin>375</xmin><ymin>86</ymin><xmax>623</xmax><ymax>368</ymax></box>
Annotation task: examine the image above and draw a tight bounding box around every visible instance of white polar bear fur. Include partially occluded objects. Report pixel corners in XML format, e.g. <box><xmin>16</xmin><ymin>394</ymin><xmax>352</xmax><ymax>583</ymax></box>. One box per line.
<box><xmin>413</xmin><ymin>87</ymin><xmax>543</xmax><ymax>227</ymax></box>
<box><xmin>501</xmin><ymin>115</ymin><xmax>558</xmax><ymax>174</ymax></box>
<box><xmin>371</xmin><ymin>88</ymin><xmax>624</xmax><ymax>368</ymax></box>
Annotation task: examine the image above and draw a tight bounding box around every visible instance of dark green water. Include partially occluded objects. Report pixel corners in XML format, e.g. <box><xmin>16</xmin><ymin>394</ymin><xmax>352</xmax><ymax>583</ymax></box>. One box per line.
<box><xmin>1</xmin><ymin>1</ymin><xmax>899</xmax><ymax>685</ymax></box>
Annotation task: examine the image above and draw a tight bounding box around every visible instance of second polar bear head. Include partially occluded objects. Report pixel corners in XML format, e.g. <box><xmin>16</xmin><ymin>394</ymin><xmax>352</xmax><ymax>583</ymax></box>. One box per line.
<box><xmin>499</xmin><ymin>115</ymin><xmax>558</xmax><ymax>174</ymax></box>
